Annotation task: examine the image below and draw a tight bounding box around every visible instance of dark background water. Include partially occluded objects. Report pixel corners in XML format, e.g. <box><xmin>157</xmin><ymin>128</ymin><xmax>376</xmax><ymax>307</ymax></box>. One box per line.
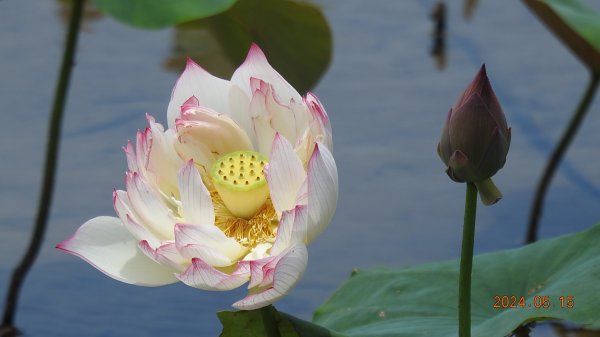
<box><xmin>1</xmin><ymin>1</ymin><xmax>599</xmax><ymax>336</ymax></box>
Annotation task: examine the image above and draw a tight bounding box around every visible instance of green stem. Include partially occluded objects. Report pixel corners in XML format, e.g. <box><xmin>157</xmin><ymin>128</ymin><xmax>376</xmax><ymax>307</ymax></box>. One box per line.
<box><xmin>525</xmin><ymin>71</ymin><xmax>600</xmax><ymax>244</ymax></box>
<box><xmin>260</xmin><ymin>305</ymin><xmax>281</xmax><ymax>337</ymax></box>
<box><xmin>459</xmin><ymin>182</ymin><xmax>477</xmax><ymax>337</ymax></box>
<box><xmin>1</xmin><ymin>0</ymin><xmax>85</xmax><ymax>334</ymax></box>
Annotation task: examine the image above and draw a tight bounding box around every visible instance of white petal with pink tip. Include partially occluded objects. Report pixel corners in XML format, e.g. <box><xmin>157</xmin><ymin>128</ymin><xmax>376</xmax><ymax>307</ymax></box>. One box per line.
<box><xmin>231</xmin><ymin>44</ymin><xmax>301</xmax><ymax>105</ymax></box>
<box><xmin>177</xmin><ymin>160</ymin><xmax>214</xmax><ymax>225</ymax></box>
<box><xmin>228</xmin><ymin>85</ymin><xmax>256</xmax><ymax>146</ymax></box>
<box><xmin>177</xmin><ymin>259</ymin><xmax>251</xmax><ymax>291</ymax></box>
<box><xmin>271</xmin><ymin>205</ymin><xmax>309</xmax><ymax>255</ymax></box>
<box><xmin>57</xmin><ymin>216</ymin><xmax>178</xmax><ymax>286</ymax></box>
<box><xmin>139</xmin><ymin>240</ymin><xmax>188</xmax><ymax>272</ymax></box>
<box><xmin>176</xmin><ymin>107</ymin><xmax>254</xmax><ymax>160</ymax></box>
<box><xmin>305</xmin><ymin>93</ymin><xmax>333</xmax><ymax>151</ymax></box>
<box><xmin>306</xmin><ymin>143</ymin><xmax>338</xmax><ymax>243</ymax></box>
<box><xmin>113</xmin><ymin>189</ymin><xmax>158</xmax><ymax>247</ymax></box>
<box><xmin>266</xmin><ymin>134</ymin><xmax>306</xmax><ymax>217</ymax></box>
<box><xmin>233</xmin><ymin>244</ymin><xmax>308</xmax><ymax>310</ymax></box>
<box><xmin>174</xmin><ymin>223</ymin><xmax>246</xmax><ymax>264</ymax></box>
<box><xmin>167</xmin><ymin>59</ymin><xmax>231</xmax><ymax>128</ymax></box>
<box><xmin>126</xmin><ymin>172</ymin><xmax>176</xmax><ymax>240</ymax></box>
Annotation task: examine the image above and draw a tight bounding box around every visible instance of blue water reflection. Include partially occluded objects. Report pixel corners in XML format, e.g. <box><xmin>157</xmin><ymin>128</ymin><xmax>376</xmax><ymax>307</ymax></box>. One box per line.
<box><xmin>1</xmin><ymin>1</ymin><xmax>599</xmax><ymax>336</ymax></box>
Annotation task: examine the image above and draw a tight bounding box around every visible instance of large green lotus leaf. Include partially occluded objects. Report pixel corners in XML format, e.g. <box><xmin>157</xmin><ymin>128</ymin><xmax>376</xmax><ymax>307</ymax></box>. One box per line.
<box><xmin>218</xmin><ymin>306</ymin><xmax>346</xmax><ymax>337</ymax></box>
<box><xmin>523</xmin><ymin>0</ymin><xmax>600</xmax><ymax>72</ymax></box>
<box><xmin>92</xmin><ymin>0</ymin><xmax>238</xmax><ymax>29</ymax></box>
<box><xmin>162</xmin><ymin>0</ymin><xmax>332</xmax><ymax>94</ymax></box>
<box><xmin>313</xmin><ymin>223</ymin><xmax>600</xmax><ymax>337</ymax></box>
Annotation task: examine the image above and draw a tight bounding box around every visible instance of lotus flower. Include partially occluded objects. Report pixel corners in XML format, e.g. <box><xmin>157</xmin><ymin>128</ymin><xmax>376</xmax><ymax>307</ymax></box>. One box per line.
<box><xmin>57</xmin><ymin>44</ymin><xmax>338</xmax><ymax>310</ymax></box>
<box><xmin>437</xmin><ymin>65</ymin><xmax>511</xmax><ymax>205</ymax></box>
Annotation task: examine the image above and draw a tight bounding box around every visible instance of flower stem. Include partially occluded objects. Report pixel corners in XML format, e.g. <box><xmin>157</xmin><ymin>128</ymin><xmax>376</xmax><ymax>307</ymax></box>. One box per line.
<box><xmin>1</xmin><ymin>0</ymin><xmax>85</xmax><ymax>334</ymax></box>
<box><xmin>260</xmin><ymin>305</ymin><xmax>282</xmax><ymax>337</ymax></box>
<box><xmin>525</xmin><ymin>71</ymin><xmax>600</xmax><ymax>244</ymax></box>
<box><xmin>459</xmin><ymin>182</ymin><xmax>477</xmax><ymax>337</ymax></box>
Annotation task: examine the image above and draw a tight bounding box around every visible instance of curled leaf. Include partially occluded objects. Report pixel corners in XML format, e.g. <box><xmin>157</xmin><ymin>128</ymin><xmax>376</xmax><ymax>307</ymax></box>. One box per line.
<box><xmin>523</xmin><ymin>0</ymin><xmax>600</xmax><ymax>72</ymax></box>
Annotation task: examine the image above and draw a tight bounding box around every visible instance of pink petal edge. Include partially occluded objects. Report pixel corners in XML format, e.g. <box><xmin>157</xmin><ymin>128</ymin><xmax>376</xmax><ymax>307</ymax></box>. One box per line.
<box><xmin>176</xmin><ymin>258</ymin><xmax>251</xmax><ymax>291</ymax></box>
<box><xmin>233</xmin><ymin>244</ymin><xmax>308</xmax><ymax>310</ymax></box>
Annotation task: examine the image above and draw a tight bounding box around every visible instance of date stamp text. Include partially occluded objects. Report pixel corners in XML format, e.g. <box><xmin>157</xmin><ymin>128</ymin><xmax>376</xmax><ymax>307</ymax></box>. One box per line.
<box><xmin>493</xmin><ymin>295</ymin><xmax>574</xmax><ymax>309</ymax></box>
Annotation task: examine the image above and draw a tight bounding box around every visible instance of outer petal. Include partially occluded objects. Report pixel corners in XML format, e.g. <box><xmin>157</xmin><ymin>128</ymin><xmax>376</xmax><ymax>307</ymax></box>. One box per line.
<box><xmin>126</xmin><ymin>172</ymin><xmax>176</xmax><ymax>240</ymax></box>
<box><xmin>231</xmin><ymin>44</ymin><xmax>301</xmax><ymax>106</ymax></box>
<box><xmin>113</xmin><ymin>189</ymin><xmax>160</xmax><ymax>248</ymax></box>
<box><xmin>265</xmin><ymin>134</ymin><xmax>306</xmax><ymax>217</ymax></box>
<box><xmin>167</xmin><ymin>58</ymin><xmax>231</xmax><ymax>128</ymax></box>
<box><xmin>267</xmin><ymin>87</ymin><xmax>297</xmax><ymax>144</ymax></box>
<box><xmin>249</xmin><ymin>80</ymin><xmax>297</xmax><ymax>144</ymax></box>
<box><xmin>146</xmin><ymin>115</ymin><xmax>183</xmax><ymax>197</ymax></box>
<box><xmin>448</xmin><ymin>93</ymin><xmax>497</xmax><ymax>169</ymax></box>
<box><xmin>176</xmin><ymin>259</ymin><xmax>251</xmax><ymax>291</ymax></box>
<box><xmin>294</xmin><ymin>178</ymin><xmax>308</xmax><ymax>207</ymax></box>
<box><xmin>233</xmin><ymin>244</ymin><xmax>308</xmax><ymax>310</ymax></box>
<box><xmin>177</xmin><ymin>244</ymin><xmax>236</xmax><ymax>267</ymax></box>
<box><xmin>305</xmin><ymin>143</ymin><xmax>338</xmax><ymax>243</ymax></box>
<box><xmin>139</xmin><ymin>240</ymin><xmax>188</xmax><ymax>273</ymax></box>
<box><xmin>447</xmin><ymin>149</ymin><xmax>477</xmax><ymax>183</ymax></box>
<box><xmin>247</xmin><ymin>256</ymin><xmax>277</xmax><ymax>289</ymax></box>
<box><xmin>437</xmin><ymin>108</ymin><xmax>453</xmax><ymax>165</ymax></box>
<box><xmin>229</xmin><ymin>85</ymin><xmax>256</xmax><ymax>147</ymax></box>
<box><xmin>174</xmin><ymin>223</ymin><xmax>246</xmax><ymax>267</ymax></box>
<box><xmin>249</xmin><ymin>82</ymin><xmax>270</xmax><ymax>118</ymax></box>
<box><xmin>56</xmin><ymin>216</ymin><xmax>178</xmax><ymax>286</ymax></box>
<box><xmin>137</xmin><ymin>127</ymin><xmax>150</xmax><ymax>164</ymax></box>
<box><xmin>271</xmin><ymin>205</ymin><xmax>309</xmax><ymax>255</ymax></box>
<box><xmin>123</xmin><ymin>140</ymin><xmax>139</xmax><ymax>173</ymax></box>
<box><xmin>177</xmin><ymin>160</ymin><xmax>215</xmax><ymax>225</ymax></box>
<box><xmin>305</xmin><ymin>92</ymin><xmax>333</xmax><ymax>151</ymax></box>
<box><xmin>247</xmin><ymin>86</ymin><xmax>276</xmax><ymax>155</ymax></box>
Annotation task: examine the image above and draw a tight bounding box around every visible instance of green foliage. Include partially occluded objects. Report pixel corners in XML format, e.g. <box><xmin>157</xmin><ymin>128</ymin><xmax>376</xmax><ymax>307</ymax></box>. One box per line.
<box><xmin>205</xmin><ymin>0</ymin><xmax>332</xmax><ymax>93</ymax></box>
<box><xmin>163</xmin><ymin>0</ymin><xmax>332</xmax><ymax>94</ymax></box>
<box><xmin>314</xmin><ymin>224</ymin><xmax>600</xmax><ymax>337</ymax></box>
<box><xmin>218</xmin><ymin>306</ymin><xmax>346</xmax><ymax>337</ymax></box>
<box><xmin>523</xmin><ymin>0</ymin><xmax>600</xmax><ymax>72</ymax></box>
<box><xmin>92</xmin><ymin>0</ymin><xmax>239</xmax><ymax>28</ymax></box>
<box><xmin>97</xmin><ymin>0</ymin><xmax>332</xmax><ymax>93</ymax></box>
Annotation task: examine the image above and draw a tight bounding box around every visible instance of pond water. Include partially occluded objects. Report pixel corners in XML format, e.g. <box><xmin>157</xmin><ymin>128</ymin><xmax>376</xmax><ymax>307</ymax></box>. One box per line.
<box><xmin>1</xmin><ymin>1</ymin><xmax>599</xmax><ymax>336</ymax></box>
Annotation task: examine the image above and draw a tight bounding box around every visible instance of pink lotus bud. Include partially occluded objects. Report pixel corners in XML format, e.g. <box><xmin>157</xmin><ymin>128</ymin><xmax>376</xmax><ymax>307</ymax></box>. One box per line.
<box><xmin>437</xmin><ymin>65</ymin><xmax>511</xmax><ymax>205</ymax></box>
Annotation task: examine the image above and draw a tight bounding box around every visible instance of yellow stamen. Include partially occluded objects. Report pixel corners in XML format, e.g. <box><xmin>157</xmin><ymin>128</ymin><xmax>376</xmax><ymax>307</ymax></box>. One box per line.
<box><xmin>211</xmin><ymin>190</ymin><xmax>277</xmax><ymax>247</ymax></box>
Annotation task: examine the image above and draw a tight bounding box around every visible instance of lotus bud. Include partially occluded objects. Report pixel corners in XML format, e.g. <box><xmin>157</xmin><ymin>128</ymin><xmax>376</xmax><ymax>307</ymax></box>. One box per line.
<box><xmin>437</xmin><ymin>65</ymin><xmax>511</xmax><ymax>205</ymax></box>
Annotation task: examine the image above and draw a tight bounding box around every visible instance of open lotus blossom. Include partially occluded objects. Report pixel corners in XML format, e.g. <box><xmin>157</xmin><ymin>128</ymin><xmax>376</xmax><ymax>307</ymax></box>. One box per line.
<box><xmin>57</xmin><ymin>44</ymin><xmax>338</xmax><ymax>310</ymax></box>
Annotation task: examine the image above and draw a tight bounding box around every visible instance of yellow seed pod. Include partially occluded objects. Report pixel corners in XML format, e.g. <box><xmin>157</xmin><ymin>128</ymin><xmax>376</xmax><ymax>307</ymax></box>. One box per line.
<box><xmin>211</xmin><ymin>150</ymin><xmax>269</xmax><ymax>219</ymax></box>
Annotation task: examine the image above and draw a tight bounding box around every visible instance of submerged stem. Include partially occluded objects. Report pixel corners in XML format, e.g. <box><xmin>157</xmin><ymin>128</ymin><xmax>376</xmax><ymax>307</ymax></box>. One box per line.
<box><xmin>1</xmin><ymin>0</ymin><xmax>85</xmax><ymax>334</ymax></box>
<box><xmin>525</xmin><ymin>71</ymin><xmax>600</xmax><ymax>244</ymax></box>
<box><xmin>459</xmin><ymin>182</ymin><xmax>478</xmax><ymax>337</ymax></box>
